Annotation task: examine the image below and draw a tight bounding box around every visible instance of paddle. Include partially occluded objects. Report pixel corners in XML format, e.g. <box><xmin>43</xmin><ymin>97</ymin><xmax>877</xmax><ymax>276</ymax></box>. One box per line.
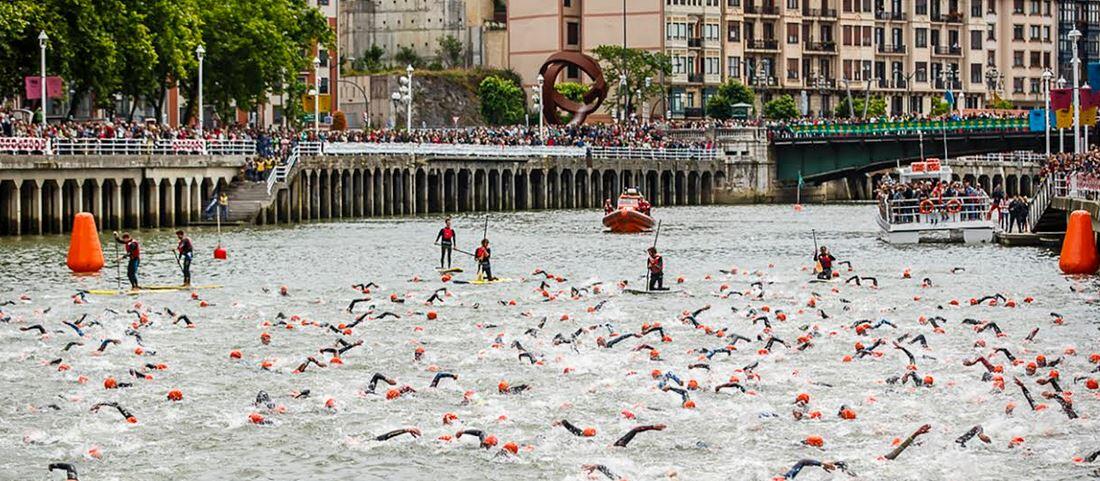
<box><xmin>434</xmin><ymin>242</ymin><xmax>476</xmax><ymax>258</ymax></box>
<box><xmin>646</xmin><ymin>220</ymin><xmax>662</xmax><ymax>292</ymax></box>
<box><xmin>812</xmin><ymin>229</ymin><xmax>823</xmax><ymax>274</ymax></box>
<box><xmin>172</xmin><ymin>249</ymin><xmax>184</xmax><ymax>276</ymax></box>
<box><xmin>113</xmin><ymin>234</ymin><xmax>122</xmax><ymax>292</ymax></box>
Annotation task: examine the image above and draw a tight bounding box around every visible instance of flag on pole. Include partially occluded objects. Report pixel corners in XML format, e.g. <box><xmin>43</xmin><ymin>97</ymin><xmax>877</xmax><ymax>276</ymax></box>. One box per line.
<box><xmin>944</xmin><ymin>89</ymin><xmax>955</xmax><ymax>107</ymax></box>
<box><xmin>1051</xmin><ymin>88</ymin><xmax>1073</xmax><ymax>111</ymax></box>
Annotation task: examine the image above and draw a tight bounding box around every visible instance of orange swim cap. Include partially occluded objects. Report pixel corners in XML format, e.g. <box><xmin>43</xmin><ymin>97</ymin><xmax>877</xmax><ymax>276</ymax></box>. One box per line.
<box><xmin>687</xmin><ymin>380</ymin><xmax>699</xmax><ymax>390</ymax></box>
<box><xmin>923</xmin><ymin>376</ymin><xmax>934</xmax><ymax>386</ymax></box>
<box><xmin>795</xmin><ymin>393</ymin><xmax>810</xmax><ymax>405</ymax></box>
<box><xmin>104</xmin><ymin>377</ymin><xmax>118</xmax><ymax>389</ymax></box>
<box><xmin>126</xmin><ymin>416</ymin><xmax>138</xmax><ymax>424</ymax></box>
<box><xmin>167</xmin><ymin>389</ymin><xmax>183</xmax><ymax>401</ymax></box>
<box><xmin>483</xmin><ymin>435</ymin><xmax>499</xmax><ymax>447</ymax></box>
<box><xmin>839</xmin><ymin>408</ymin><xmax>857</xmax><ymax>420</ymax></box>
<box><xmin>1086</xmin><ymin>379</ymin><xmax>1099</xmax><ymax>390</ymax></box>
<box><xmin>498</xmin><ymin>380</ymin><xmax>510</xmax><ymax>393</ymax></box>
<box><xmin>503</xmin><ymin>442</ymin><xmax>518</xmax><ymax>454</ymax></box>
<box><xmin>442</xmin><ymin>413</ymin><xmax>458</xmax><ymax>424</ymax></box>
<box><xmin>582</xmin><ymin>427</ymin><xmax>596</xmax><ymax>437</ymax></box>
<box><xmin>229</xmin><ymin>350</ymin><xmax>242</xmax><ymax>359</ymax></box>
<box><xmin>804</xmin><ymin>435</ymin><xmax>824</xmax><ymax>447</ymax></box>
<box><xmin>248</xmin><ymin>412</ymin><xmax>265</xmax><ymax>424</ymax></box>
<box><xmin>386</xmin><ymin>389</ymin><xmax>400</xmax><ymax>400</ymax></box>
<box><xmin>683</xmin><ymin>400</ymin><xmax>696</xmax><ymax>409</ymax></box>
<box><xmin>427</xmin><ymin>311</ymin><xmax>438</xmax><ymax>320</ymax></box>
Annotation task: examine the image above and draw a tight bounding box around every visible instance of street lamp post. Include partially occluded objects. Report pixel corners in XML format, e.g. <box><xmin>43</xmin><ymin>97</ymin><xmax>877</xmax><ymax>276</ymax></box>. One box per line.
<box><xmin>1057</xmin><ymin>76</ymin><xmax>1067</xmax><ymax>152</ymax></box>
<box><xmin>1069</xmin><ymin>28</ymin><xmax>1083</xmax><ymax>154</ymax></box>
<box><xmin>312</xmin><ymin>56</ymin><xmax>321</xmax><ymax>132</ymax></box>
<box><xmin>643</xmin><ymin>77</ymin><xmax>653</xmax><ymax>124</ymax></box>
<box><xmin>38</xmin><ymin>31</ymin><xmax>48</xmax><ymax>126</ymax></box>
<box><xmin>533</xmin><ymin>73</ymin><xmax>545</xmax><ymax>139</ymax></box>
<box><xmin>403</xmin><ymin>65</ymin><xmax>414</xmax><ymax>131</ymax></box>
<box><xmin>1042</xmin><ymin>68</ymin><xmax>1053</xmax><ymax>157</ymax></box>
<box><xmin>195</xmin><ymin>45</ymin><xmax>205</xmax><ymax>136</ymax></box>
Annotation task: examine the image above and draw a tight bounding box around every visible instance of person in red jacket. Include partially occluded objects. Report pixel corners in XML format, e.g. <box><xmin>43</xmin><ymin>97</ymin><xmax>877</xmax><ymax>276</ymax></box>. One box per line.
<box><xmin>475</xmin><ymin>239</ymin><xmax>495</xmax><ymax>281</ymax></box>
<box><xmin>434</xmin><ymin>218</ymin><xmax>457</xmax><ymax>269</ymax></box>
<box><xmin>647</xmin><ymin>247</ymin><xmax>666</xmax><ymax>291</ymax></box>
<box><xmin>113</xmin><ymin>231</ymin><xmax>141</xmax><ymax>290</ymax></box>
<box><xmin>814</xmin><ymin>246</ymin><xmax>836</xmax><ymax>280</ymax></box>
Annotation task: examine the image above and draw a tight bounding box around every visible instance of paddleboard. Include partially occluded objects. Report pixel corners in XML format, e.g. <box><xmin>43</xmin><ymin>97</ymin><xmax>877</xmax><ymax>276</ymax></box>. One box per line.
<box><xmin>437</xmin><ymin>267</ymin><xmax>464</xmax><ymax>274</ymax></box>
<box><xmin>83</xmin><ymin>285</ymin><xmax>222</xmax><ymax>296</ymax></box>
<box><xmin>624</xmin><ymin>288</ymin><xmax>680</xmax><ymax>295</ymax></box>
<box><xmin>456</xmin><ymin>278</ymin><xmax>514</xmax><ymax>285</ymax></box>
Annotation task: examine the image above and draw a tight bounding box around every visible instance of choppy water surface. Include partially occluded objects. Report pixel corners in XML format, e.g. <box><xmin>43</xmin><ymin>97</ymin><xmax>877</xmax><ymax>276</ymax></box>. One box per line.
<box><xmin>1</xmin><ymin>205</ymin><xmax>1098</xmax><ymax>481</ymax></box>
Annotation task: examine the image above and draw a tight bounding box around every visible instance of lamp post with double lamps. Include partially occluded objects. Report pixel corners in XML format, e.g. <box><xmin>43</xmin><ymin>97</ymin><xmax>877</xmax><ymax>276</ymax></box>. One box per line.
<box><xmin>1042</xmin><ymin>68</ymin><xmax>1053</xmax><ymax>156</ymax></box>
<box><xmin>38</xmin><ymin>31</ymin><xmax>48</xmax><ymax>126</ymax></box>
<box><xmin>196</xmin><ymin>45</ymin><xmax>205</xmax><ymax>136</ymax></box>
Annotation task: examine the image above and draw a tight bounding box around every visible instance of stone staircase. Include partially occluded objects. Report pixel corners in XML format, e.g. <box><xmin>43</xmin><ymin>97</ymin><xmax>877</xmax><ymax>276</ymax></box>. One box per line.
<box><xmin>222</xmin><ymin>180</ymin><xmax>274</xmax><ymax>223</ymax></box>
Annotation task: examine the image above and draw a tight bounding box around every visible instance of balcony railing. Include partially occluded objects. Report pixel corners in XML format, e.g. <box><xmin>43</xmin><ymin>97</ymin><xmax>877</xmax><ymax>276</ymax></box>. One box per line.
<box><xmin>874</xmin><ymin>10</ymin><xmax>908</xmax><ymax>20</ymax></box>
<box><xmin>761</xmin><ymin>5</ymin><xmax>780</xmax><ymax>14</ymax></box>
<box><xmin>876</xmin><ymin>43</ymin><xmax>907</xmax><ymax>54</ymax></box>
<box><xmin>931</xmin><ymin>11</ymin><xmax>964</xmax><ymax>22</ymax></box>
<box><xmin>747</xmin><ymin>39</ymin><xmax>780</xmax><ymax>50</ymax></box>
<box><xmin>802</xmin><ymin>7</ymin><xmax>838</xmax><ymax>17</ymax></box>
<box><xmin>688</xmin><ymin>37</ymin><xmax>703</xmax><ymax>48</ymax></box>
<box><xmin>804</xmin><ymin>40</ymin><xmax>838</xmax><ymax>52</ymax></box>
<box><xmin>688</xmin><ymin>73</ymin><xmax>705</xmax><ymax>83</ymax></box>
<box><xmin>932</xmin><ymin>45</ymin><xmax>962</xmax><ymax>55</ymax></box>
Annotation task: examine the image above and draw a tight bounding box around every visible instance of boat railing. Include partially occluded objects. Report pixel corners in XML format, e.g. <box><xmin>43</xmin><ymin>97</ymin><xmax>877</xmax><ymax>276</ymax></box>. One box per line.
<box><xmin>878</xmin><ymin>195</ymin><xmax>993</xmax><ymax>227</ymax></box>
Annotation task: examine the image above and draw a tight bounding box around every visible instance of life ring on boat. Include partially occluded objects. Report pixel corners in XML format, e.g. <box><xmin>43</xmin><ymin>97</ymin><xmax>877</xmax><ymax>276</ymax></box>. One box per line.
<box><xmin>918</xmin><ymin>199</ymin><xmax>936</xmax><ymax>215</ymax></box>
<box><xmin>945</xmin><ymin>199</ymin><xmax>963</xmax><ymax>214</ymax></box>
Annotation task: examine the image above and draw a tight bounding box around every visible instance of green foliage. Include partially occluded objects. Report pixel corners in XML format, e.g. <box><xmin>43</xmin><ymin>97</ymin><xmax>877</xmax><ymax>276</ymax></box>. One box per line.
<box><xmin>555</xmin><ymin>82</ymin><xmax>587</xmax><ymax>103</ymax></box>
<box><xmin>717</xmin><ymin>80</ymin><xmax>755</xmax><ymax>106</ymax></box>
<box><xmin>834</xmin><ymin>95</ymin><xmax>887</xmax><ymax>117</ymax></box>
<box><xmin>591</xmin><ymin>45</ymin><xmax>671</xmax><ymax>112</ymax></box>
<box><xmin>0</xmin><ymin>0</ymin><xmax>333</xmax><ymax>124</ymax></box>
<box><xmin>704</xmin><ymin>80</ymin><xmax>755</xmax><ymax>120</ymax></box>
<box><xmin>763</xmin><ymin>94</ymin><xmax>799</xmax><ymax>120</ymax></box>
<box><xmin>352</xmin><ymin>44</ymin><xmax>385</xmax><ymax>72</ymax></box>
<box><xmin>436</xmin><ymin>35</ymin><xmax>463</xmax><ymax>69</ymax></box>
<box><xmin>930</xmin><ymin>98</ymin><xmax>951</xmax><ymax>116</ymax></box>
<box><xmin>478</xmin><ymin>75</ymin><xmax>524</xmax><ymax>125</ymax></box>
<box><xmin>988</xmin><ymin>97</ymin><xmax>1014</xmax><ymax>110</ymax></box>
<box><xmin>394</xmin><ymin>46</ymin><xmax>423</xmax><ymax>69</ymax></box>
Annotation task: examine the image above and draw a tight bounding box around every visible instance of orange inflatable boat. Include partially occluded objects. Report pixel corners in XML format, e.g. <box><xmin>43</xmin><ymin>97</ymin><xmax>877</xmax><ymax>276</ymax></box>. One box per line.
<box><xmin>602</xmin><ymin>189</ymin><xmax>655</xmax><ymax>233</ymax></box>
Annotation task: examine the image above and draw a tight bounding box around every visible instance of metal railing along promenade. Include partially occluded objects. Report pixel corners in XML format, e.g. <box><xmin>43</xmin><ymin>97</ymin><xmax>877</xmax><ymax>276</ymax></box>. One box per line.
<box><xmin>0</xmin><ymin>137</ymin><xmax>257</xmax><ymax>156</ymax></box>
<box><xmin>321</xmin><ymin>143</ymin><xmax>718</xmax><ymax>161</ymax></box>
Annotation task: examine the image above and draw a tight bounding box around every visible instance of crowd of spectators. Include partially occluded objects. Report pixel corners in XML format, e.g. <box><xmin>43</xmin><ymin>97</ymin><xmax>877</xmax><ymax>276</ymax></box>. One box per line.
<box><xmin>1041</xmin><ymin>146</ymin><xmax>1100</xmax><ymax>201</ymax></box>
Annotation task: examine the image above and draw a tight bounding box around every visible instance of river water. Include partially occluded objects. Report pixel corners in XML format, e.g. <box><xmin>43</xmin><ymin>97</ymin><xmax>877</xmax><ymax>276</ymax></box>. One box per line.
<box><xmin>1</xmin><ymin>204</ymin><xmax>1098</xmax><ymax>481</ymax></box>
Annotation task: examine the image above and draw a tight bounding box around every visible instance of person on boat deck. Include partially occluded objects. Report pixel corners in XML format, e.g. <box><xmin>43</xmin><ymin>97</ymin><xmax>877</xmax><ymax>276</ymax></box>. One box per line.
<box><xmin>647</xmin><ymin>247</ymin><xmax>667</xmax><ymax>291</ymax></box>
<box><xmin>603</xmin><ymin>198</ymin><xmax>614</xmax><ymax>214</ymax></box>
<box><xmin>639</xmin><ymin>197</ymin><xmax>652</xmax><ymax>216</ymax></box>
<box><xmin>814</xmin><ymin>246</ymin><xmax>835</xmax><ymax>280</ymax></box>
<box><xmin>113</xmin><ymin>231</ymin><xmax>141</xmax><ymax>290</ymax></box>
<box><xmin>176</xmin><ymin>229</ymin><xmax>193</xmax><ymax>287</ymax></box>
<box><xmin>475</xmin><ymin>238</ymin><xmax>495</xmax><ymax>281</ymax></box>
<box><xmin>435</xmin><ymin>217</ymin><xmax>456</xmax><ymax>269</ymax></box>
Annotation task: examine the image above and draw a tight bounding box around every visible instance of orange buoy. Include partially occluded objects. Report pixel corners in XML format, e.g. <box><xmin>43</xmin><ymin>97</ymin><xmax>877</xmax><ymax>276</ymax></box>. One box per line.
<box><xmin>213</xmin><ymin>243</ymin><xmax>228</xmax><ymax>260</ymax></box>
<box><xmin>66</xmin><ymin>213</ymin><xmax>105</xmax><ymax>273</ymax></box>
<box><xmin>1059</xmin><ymin>210</ymin><xmax>1099</xmax><ymax>274</ymax></box>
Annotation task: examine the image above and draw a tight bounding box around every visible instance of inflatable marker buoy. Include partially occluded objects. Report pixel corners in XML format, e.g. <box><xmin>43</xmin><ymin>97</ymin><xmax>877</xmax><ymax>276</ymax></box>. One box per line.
<box><xmin>67</xmin><ymin>213</ymin><xmax>104</xmax><ymax>273</ymax></box>
<box><xmin>1059</xmin><ymin>210</ymin><xmax>1098</xmax><ymax>275</ymax></box>
<box><xmin>213</xmin><ymin>243</ymin><xmax>228</xmax><ymax>260</ymax></box>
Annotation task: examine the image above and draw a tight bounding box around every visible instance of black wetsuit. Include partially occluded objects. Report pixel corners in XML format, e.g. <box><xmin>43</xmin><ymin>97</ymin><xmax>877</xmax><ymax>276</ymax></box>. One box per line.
<box><xmin>116</xmin><ymin>237</ymin><xmax>140</xmax><ymax>289</ymax></box>
<box><xmin>476</xmin><ymin>246</ymin><xmax>494</xmax><ymax>281</ymax></box>
<box><xmin>177</xmin><ymin>236</ymin><xmax>193</xmax><ymax>285</ymax></box>
<box><xmin>435</xmin><ymin>227</ymin><xmax>455</xmax><ymax>268</ymax></box>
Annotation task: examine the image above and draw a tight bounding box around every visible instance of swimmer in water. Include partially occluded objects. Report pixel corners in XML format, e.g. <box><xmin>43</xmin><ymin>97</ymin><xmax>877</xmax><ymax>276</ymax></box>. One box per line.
<box><xmin>884</xmin><ymin>424</ymin><xmax>931</xmax><ymax>460</ymax></box>
<box><xmin>48</xmin><ymin>463</ymin><xmax>79</xmax><ymax>481</ymax></box>
<box><xmin>90</xmin><ymin>402</ymin><xmax>137</xmax><ymax>423</ymax></box>
<box><xmin>375</xmin><ymin>427</ymin><xmax>421</xmax><ymax>441</ymax></box>
<box><xmin>781</xmin><ymin>459</ymin><xmax>850</xmax><ymax>479</ymax></box>
<box><xmin>613</xmin><ymin>424</ymin><xmax>666</xmax><ymax>447</ymax></box>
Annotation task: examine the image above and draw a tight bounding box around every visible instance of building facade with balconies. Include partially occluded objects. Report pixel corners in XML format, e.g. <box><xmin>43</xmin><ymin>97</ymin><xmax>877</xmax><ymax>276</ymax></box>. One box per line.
<box><xmin>507</xmin><ymin>0</ymin><xmax>1059</xmax><ymax>119</ymax></box>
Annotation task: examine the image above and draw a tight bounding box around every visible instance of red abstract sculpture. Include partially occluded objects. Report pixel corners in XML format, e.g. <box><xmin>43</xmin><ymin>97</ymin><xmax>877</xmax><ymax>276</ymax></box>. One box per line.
<box><xmin>538</xmin><ymin>52</ymin><xmax>608</xmax><ymax>126</ymax></box>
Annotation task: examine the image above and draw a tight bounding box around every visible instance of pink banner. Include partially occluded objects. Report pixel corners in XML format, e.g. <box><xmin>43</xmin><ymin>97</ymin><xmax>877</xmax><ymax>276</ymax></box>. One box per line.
<box><xmin>1050</xmin><ymin>88</ymin><xmax>1072</xmax><ymax>111</ymax></box>
<box><xmin>0</xmin><ymin>137</ymin><xmax>49</xmax><ymax>152</ymax></box>
<box><xmin>172</xmin><ymin>139</ymin><xmax>206</xmax><ymax>154</ymax></box>
<box><xmin>24</xmin><ymin>76</ymin><xmax>64</xmax><ymax>99</ymax></box>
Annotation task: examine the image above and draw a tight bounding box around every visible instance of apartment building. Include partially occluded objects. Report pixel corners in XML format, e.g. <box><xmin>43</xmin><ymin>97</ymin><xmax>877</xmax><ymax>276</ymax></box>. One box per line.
<box><xmin>507</xmin><ymin>0</ymin><xmax>1062</xmax><ymax>118</ymax></box>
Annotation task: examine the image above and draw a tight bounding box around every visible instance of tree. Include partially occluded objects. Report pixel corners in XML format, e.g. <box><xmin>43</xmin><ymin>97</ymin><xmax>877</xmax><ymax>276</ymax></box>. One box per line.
<box><xmin>717</xmin><ymin>80</ymin><xmax>755</xmax><ymax>106</ymax></box>
<box><xmin>705</xmin><ymin>80</ymin><xmax>755</xmax><ymax>120</ymax></box>
<box><xmin>353</xmin><ymin>44</ymin><xmax>385</xmax><ymax>71</ymax></box>
<box><xmin>764</xmin><ymin>94</ymin><xmax>799</xmax><ymax>120</ymax></box>
<box><xmin>590</xmin><ymin>45</ymin><xmax>671</xmax><ymax>115</ymax></box>
<box><xmin>394</xmin><ymin>46</ymin><xmax>422</xmax><ymax>69</ymax></box>
<box><xmin>834</xmin><ymin>95</ymin><xmax>887</xmax><ymax>118</ymax></box>
<box><xmin>988</xmin><ymin>97</ymin><xmax>1014</xmax><ymax>110</ymax></box>
<box><xmin>478</xmin><ymin>75</ymin><xmax>524</xmax><ymax>125</ymax></box>
<box><xmin>930</xmin><ymin>98</ymin><xmax>951</xmax><ymax>116</ymax></box>
<box><xmin>555</xmin><ymin>82</ymin><xmax>587</xmax><ymax>102</ymax></box>
<box><xmin>436</xmin><ymin>35</ymin><xmax>463</xmax><ymax>69</ymax></box>
<box><xmin>330</xmin><ymin>110</ymin><xmax>347</xmax><ymax>131</ymax></box>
